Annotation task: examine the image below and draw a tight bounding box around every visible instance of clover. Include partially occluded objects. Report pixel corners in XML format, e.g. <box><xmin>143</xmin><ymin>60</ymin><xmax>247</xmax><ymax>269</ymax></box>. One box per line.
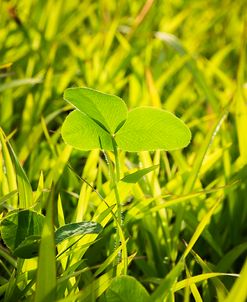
<box><xmin>61</xmin><ymin>87</ymin><xmax>191</xmax><ymax>275</ymax></box>
<box><xmin>61</xmin><ymin>87</ymin><xmax>191</xmax><ymax>152</ymax></box>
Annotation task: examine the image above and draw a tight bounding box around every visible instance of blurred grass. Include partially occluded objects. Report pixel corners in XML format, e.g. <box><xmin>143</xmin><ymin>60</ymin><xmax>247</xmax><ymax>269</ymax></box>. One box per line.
<box><xmin>0</xmin><ymin>0</ymin><xmax>246</xmax><ymax>301</ymax></box>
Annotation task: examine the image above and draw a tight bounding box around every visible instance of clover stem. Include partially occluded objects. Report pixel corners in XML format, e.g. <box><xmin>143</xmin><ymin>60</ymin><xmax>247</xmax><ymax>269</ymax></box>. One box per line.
<box><xmin>106</xmin><ymin>138</ymin><xmax>127</xmax><ymax>275</ymax></box>
<box><xmin>113</xmin><ymin>139</ymin><xmax>120</xmax><ymax>183</ymax></box>
<box><xmin>112</xmin><ymin>139</ymin><xmax>122</xmax><ymax>227</ymax></box>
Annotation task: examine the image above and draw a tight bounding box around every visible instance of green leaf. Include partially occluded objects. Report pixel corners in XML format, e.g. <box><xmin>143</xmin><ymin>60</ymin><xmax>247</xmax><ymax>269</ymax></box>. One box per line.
<box><xmin>0</xmin><ymin>128</ymin><xmax>33</xmax><ymax>208</ymax></box>
<box><xmin>64</xmin><ymin>87</ymin><xmax>128</xmax><ymax>134</ymax></box>
<box><xmin>3</xmin><ymin>269</ymin><xmax>20</xmax><ymax>302</ymax></box>
<box><xmin>0</xmin><ymin>209</ymin><xmax>45</xmax><ymax>257</ymax></box>
<box><xmin>115</xmin><ymin>107</ymin><xmax>191</xmax><ymax>151</ymax></box>
<box><xmin>55</xmin><ymin>221</ymin><xmax>103</xmax><ymax>245</ymax></box>
<box><xmin>0</xmin><ymin>190</ymin><xmax>18</xmax><ymax>206</ymax></box>
<box><xmin>121</xmin><ymin>165</ymin><xmax>159</xmax><ymax>183</ymax></box>
<box><xmin>183</xmin><ymin>108</ymin><xmax>228</xmax><ymax>194</ymax></box>
<box><xmin>216</xmin><ymin>242</ymin><xmax>247</xmax><ymax>273</ymax></box>
<box><xmin>105</xmin><ymin>275</ymin><xmax>150</xmax><ymax>302</ymax></box>
<box><xmin>150</xmin><ymin>261</ymin><xmax>184</xmax><ymax>301</ymax></box>
<box><xmin>35</xmin><ymin>197</ymin><xmax>56</xmax><ymax>302</ymax></box>
<box><xmin>13</xmin><ymin>235</ymin><xmax>41</xmax><ymax>258</ymax></box>
<box><xmin>7</xmin><ymin>139</ymin><xmax>33</xmax><ymax>208</ymax></box>
<box><xmin>0</xmin><ymin>78</ymin><xmax>42</xmax><ymax>92</ymax></box>
<box><xmin>173</xmin><ymin>272</ymin><xmax>238</xmax><ymax>293</ymax></box>
<box><xmin>225</xmin><ymin>259</ymin><xmax>247</xmax><ymax>302</ymax></box>
<box><xmin>61</xmin><ymin>110</ymin><xmax>113</xmax><ymax>151</ymax></box>
<box><xmin>0</xmin><ymin>129</ymin><xmax>18</xmax><ymax>206</ymax></box>
<box><xmin>235</xmin><ymin>25</ymin><xmax>247</xmax><ymax>166</ymax></box>
<box><xmin>155</xmin><ymin>32</ymin><xmax>219</xmax><ymax>112</ymax></box>
<box><xmin>62</xmin><ymin>89</ymin><xmax>191</xmax><ymax>152</ymax></box>
<box><xmin>183</xmin><ymin>198</ymin><xmax>222</xmax><ymax>259</ymax></box>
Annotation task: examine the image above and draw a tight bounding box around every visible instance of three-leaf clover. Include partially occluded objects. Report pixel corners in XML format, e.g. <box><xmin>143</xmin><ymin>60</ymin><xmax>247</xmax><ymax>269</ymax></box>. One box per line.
<box><xmin>61</xmin><ymin>87</ymin><xmax>191</xmax><ymax>151</ymax></box>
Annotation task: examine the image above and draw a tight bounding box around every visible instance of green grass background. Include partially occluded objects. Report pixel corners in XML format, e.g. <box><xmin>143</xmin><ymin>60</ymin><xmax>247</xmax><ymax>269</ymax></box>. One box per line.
<box><xmin>0</xmin><ymin>0</ymin><xmax>247</xmax><ymax>301</ymax></box>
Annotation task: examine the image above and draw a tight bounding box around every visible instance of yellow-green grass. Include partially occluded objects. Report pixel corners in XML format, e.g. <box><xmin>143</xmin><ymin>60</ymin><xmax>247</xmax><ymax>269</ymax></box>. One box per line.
<box><xmin>0</xmin><ymin>0</ymin><xmax>246</xmax><ymax>301</ymax></box>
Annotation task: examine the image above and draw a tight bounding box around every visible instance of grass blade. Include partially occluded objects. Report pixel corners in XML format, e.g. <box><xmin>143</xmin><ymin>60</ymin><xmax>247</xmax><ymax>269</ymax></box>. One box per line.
<box><xmin>224</xmin><ymin>259</ymin><xmax>247</xmax><ymax>302</ymax></box>
<box><xmin>150</xmin><ymin>261</ymin><xmax>184</xmax><ymax>301</ymax></box>
<box><xmin>155</xmin><ymin>31</ymin><xmax>219</xmax><ymax>112</ymax></box>
<box><xmin>0</xmin><ymin>129</ymin><xmax>17</xmax><ymax>207</ymax></box>
<box><xmin>235</xmin><ymin>22</ymin><xmax>247</xmax><ymax>166</ymax></box>
<box><xmin>0</xmin><ymin>78</ymin><xmax>42</xmax><ymax>92</ymax></box>
<box><xmin>121</xmin><ymin>165</ymin><xmax>159</xmax><ymax>183</ymax></box>
<box><xmin>173</xmin><ymin>272</ymin><xmax>238</xmax><ymax>292</ymax></box>
<box><xmin>35</xmin><ymin>192</ymin><xmax>56</xmax><ymax>302</ymax></box>
<box><xmin>7</xmin><ymin>140</ymin><xmax>33</xmax><ymax>208</ymax></box>
<box><xmin>183</xmin><ymin>198</ymin><xmax>222</xmax><ymax>259</ymax></box>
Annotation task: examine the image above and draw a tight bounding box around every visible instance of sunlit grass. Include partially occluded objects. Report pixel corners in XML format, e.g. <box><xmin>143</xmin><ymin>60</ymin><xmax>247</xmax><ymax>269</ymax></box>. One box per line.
<box><xmin>0</xmin><ymin>0</ymin><xmax>246</xmax><ymax>301</ymax></box>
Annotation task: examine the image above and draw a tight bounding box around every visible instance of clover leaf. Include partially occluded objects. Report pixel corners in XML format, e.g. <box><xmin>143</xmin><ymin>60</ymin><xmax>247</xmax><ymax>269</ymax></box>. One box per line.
<box><xmin>61</xmin><ymin>87</ymin><xmax>191</xmax><ymax>152</ymax></box>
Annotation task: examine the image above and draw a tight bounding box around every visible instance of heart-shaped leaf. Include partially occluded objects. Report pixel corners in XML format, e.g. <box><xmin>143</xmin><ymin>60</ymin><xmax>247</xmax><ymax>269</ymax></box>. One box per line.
<box><xmin>55</xmin><ymin>221</ymin><xmax>103</xmax><ymax>245</ymax></box>
<box><xmin>61</xmin><ymin>88</ymin><xmax>191</xmax><ymax>152</ymax></box>
<box><xmin>0</xmin><ymin>209</ymin><xmax>45</xmax><ymax>255</ymax></box>
<box><xmin>13</xmin><ymin>235</ymin><xmax>41</xmax><ymax>258</ymax></box>
<box><xmin>64</xmin><ymin>87</ymin><xmax>128</xmax><ymax>134</ymax></box>
<box><xmin>62</xmin><ymin>110</ymin><xmax>113</xmax><ymax>150</ymax></box>
<box><xmin>105</xmin><ymin>275</ymin><xmax>150</xmax><ymax>302</ymax></box>
<box><xmin>115</xmin><ymin>107</ymin><xmax>191</xmax><ymax>151</ymax></box>
<box><xmin>0</xmin><ymin>209</ymin><xmax>103</xmax><ymax>259</ymax></box>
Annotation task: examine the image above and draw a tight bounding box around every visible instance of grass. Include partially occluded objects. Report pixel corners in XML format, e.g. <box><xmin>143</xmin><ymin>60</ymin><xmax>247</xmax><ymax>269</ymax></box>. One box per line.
<box><xmin>0</xmin><ymin>0</ymin><xmax>247</xmax><ymax>301</ymax></box>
